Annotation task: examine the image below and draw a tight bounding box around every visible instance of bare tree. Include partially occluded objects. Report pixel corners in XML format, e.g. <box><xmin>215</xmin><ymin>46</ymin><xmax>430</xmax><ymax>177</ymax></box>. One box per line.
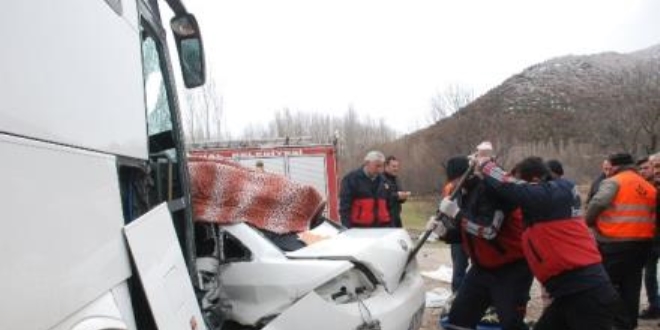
<box><xmin>241</xmin><ymin>123</ymin><xmax>270</xmax><ymax>141</ymax></box>
<box><xmin>236</xmin><ymin>107</ymin><xmax>398</xmax><ymax>173</ymax></box>
<box><xmin>182</xmin><ymin>72</ymin><xmax>226</xmax><ymax>143</ymax></box>
<box><xmin>429</xmin><ymin>84</ymin><xmax>475</xmax><ymax>123</ymax></box>
<box><xmin>583</xmin><ymin>60</ymin><xmax>660</xmax><ymax>155</ymax></box>
<box><xmin>624</xmin><ymin>60</ymin><xmax>660</xmax><ymax>154</ymax></box>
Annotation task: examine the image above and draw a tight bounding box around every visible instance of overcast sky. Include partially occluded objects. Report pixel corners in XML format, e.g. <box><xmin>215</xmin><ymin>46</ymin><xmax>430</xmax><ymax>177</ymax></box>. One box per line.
<box><xmin>185</xmin><ymin>0</ymin><xmax>660</xmax><ymax>136</ymax></box>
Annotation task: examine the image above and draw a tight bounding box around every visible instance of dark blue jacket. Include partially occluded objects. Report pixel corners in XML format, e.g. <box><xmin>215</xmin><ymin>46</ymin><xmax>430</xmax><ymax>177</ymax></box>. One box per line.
<box><xmin>554</xmin><ymin>177</ymin><xmax>582</xmax><ymax>217</ymax></box>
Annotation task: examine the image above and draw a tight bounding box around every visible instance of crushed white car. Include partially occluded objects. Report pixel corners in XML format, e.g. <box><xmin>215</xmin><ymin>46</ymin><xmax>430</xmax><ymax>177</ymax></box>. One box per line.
<box><xmin>188</xmin><ymin>156</ymin><xmax>425</xmax><ymax>330</ymax></box>
<box><xmin>197</xmin><ymin>221</ymin><xmax>425</xmax><ymax>330</ymax></box>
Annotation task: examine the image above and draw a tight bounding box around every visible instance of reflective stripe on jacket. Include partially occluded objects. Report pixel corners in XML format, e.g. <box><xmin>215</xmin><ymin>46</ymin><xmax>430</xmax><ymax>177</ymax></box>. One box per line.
<box><xmin>461</xmin><ymin>207</ymin><xmax>526</xmax><ymax>269</ymax></box>
<box><xmin>596</xmin><ymin>171</ymin><xmax>657</xmax><ymax>241</ymax></box>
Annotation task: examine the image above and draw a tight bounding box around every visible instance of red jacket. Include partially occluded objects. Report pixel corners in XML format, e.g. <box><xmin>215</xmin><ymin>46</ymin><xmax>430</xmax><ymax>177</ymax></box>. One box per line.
<box><xmin>452</xmin><ymin>178</ymin><xmax>526</xmax><ymax>269</ymax></box>
<box><xmin>522</xmin><ymin>218</ymin><xmax>601</xmax><ymax>283</ymax></box>
<box><xmin>339</xmin><ymin>168</ymin><xmax>391</xmax><ymax>227</ymax></box>
<box><xmin>461</xmin><ymin>208</ymin><xmax>526</xmax><ymax>269</ymax></box>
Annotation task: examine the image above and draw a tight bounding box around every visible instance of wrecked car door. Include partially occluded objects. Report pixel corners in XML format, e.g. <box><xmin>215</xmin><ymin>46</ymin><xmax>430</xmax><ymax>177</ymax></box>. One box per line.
<box><xmin>124</xmin><ymin>203</ymin><xmax>207</xmax><ymax>330</ymax></box>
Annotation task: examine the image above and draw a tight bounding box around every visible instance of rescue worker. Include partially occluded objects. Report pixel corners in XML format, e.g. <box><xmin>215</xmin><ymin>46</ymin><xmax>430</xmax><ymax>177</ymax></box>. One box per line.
<box><xmin>339</xmin><ymin>150</ymin><xmax>391</xmax><ymax>228</ymax></box>
<box><xmin>383</xmin><ymin>155</ymin><xmax>411</xmax><ymax>228</ymax></box>
<box><xmin>586</xmin><ymin>153</ymin><xmax>657</xmax><ymax>329</ymax></box>
<box><xmin>476</xmin><ymin>155</ymin><xmax>618</xmax><ymax>330</ymax></box>
<box><xmin>431</xmin><ymin>156</ymin><xmax>533</xmax><ymax>330</ymax></box>
<box><xmin>442</xmin><ymin>156</ymin><xmax>471</xmax><ymax>294</ymax></box>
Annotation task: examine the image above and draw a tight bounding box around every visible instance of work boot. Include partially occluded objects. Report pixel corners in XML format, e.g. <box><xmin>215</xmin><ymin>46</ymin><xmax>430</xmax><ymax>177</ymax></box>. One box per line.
<box><xmin>639</xmin><ymin>306</ymin><xmax>660</xmax><ymax>319</ymax></box>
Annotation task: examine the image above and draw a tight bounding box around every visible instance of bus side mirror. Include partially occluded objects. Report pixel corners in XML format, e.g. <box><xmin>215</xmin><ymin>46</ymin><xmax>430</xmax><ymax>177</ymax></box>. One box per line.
<box><xmin>170</xmin><ymin>14</ymin><xmax>206</xmax><ymax>88</ymax></box>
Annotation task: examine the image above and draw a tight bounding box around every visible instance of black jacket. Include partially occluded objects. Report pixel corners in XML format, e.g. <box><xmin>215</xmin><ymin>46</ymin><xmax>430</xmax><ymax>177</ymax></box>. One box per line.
<box><xmin>586</xmin><ymin>172</ymin><xmax>606</xmax><ymax>205</ymax></box>
<box><xmin>383</xmin><ymin>172</ymin><xmax>405</xmax><ymax>228</ymax></box>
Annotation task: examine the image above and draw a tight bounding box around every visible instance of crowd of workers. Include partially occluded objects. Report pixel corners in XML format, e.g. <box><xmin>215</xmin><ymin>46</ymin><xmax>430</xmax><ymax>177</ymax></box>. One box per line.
<box><xmin>338</xmin><ymin>145</ymin><xmax>660</xmax><ymax>330</ymax></box>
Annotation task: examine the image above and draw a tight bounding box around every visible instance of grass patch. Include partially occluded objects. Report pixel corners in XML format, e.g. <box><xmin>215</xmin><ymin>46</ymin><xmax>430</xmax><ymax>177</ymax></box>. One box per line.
<box><xmin>401</xmin><ymin>196</ymin><xmax>438</xmax><ymax>231</ymax></box>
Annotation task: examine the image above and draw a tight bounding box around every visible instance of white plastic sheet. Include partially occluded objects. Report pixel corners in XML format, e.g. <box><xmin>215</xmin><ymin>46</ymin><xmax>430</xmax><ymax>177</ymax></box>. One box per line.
<box><xmin>425</xmin><ymin>287</ymin><xmax>452</xmax><ymax>308</ymax></box>
<box><xmin>421</xmin><ymin>264</ymin><xmax>453</xmax><ymax>283</ymax></box>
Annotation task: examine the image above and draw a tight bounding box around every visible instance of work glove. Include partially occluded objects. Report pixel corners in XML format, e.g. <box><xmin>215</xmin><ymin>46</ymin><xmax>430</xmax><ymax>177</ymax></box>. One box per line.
<box><xmin>470</xmin><ymin>141</ymin><xmax>495</xmax><ymax>175</ymax></box>
<box><xmin>425</xmin><ymin>216</ymin><xmax>447</xmax><ymax>237</ymax></box>
<box><xmin>439</xmin><ymin>197</ymin><xmax>460</xmax><ymax>218</ymax></box>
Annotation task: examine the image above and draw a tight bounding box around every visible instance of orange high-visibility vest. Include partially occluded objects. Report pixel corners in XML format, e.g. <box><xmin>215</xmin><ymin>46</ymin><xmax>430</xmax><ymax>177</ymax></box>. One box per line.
<box><xmin>596</xmin><ymin>170</ymin><xmax>657</xmax><ymax>241</ymax></box>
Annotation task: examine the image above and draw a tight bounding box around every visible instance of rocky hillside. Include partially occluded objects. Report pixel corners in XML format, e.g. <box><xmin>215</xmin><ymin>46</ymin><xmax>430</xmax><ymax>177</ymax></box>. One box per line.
<box><xmin>381</xmin><ymin>44</ymin><xmax>660</xmax><ymax>193</ymax></box>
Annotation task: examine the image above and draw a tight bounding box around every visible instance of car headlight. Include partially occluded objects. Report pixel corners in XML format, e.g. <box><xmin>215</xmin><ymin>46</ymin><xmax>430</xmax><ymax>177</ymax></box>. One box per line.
<box><xmin>315</xmin><ymin>267</ymin><xmax>377</xmax><ymax>304</ymax></box>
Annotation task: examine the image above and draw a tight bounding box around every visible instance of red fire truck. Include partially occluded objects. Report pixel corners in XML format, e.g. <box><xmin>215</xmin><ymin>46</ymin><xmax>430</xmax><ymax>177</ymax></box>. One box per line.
<box><xmin>189</xmin><ymin>141</ymin><xmax>340</xmax><ymax>220</ymax></box>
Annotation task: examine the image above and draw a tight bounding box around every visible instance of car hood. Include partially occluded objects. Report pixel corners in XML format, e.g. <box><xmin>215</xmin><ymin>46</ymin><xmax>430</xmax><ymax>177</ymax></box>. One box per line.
<box><xmin>287</xmin><ymin>228</ymin><xmax>413</xmax><ymax>293</ymax></box>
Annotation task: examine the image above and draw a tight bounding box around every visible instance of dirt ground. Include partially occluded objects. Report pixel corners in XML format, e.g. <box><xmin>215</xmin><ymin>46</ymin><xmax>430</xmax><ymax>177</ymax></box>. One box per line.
<box><xmin>416</xmin><ymin>242</ymin><xmax>659</xmax><ymax>330</ymax></box>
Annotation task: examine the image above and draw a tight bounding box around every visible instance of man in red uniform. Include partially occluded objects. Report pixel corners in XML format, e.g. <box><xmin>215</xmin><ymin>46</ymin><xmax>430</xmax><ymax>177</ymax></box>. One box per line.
<box><xmin>442</xmin><ymin>156</ymin><xmax>471</xmax><ymax>294</ymax></box>
<box><xmin>339</xmin><ymin>150</ymin><xmax>392</xmax><ymax>228</ymax></box>
<box><xmin>477</xmin><ymin>155</ymin><xmax>618</xmax><ymax>330</ymax></box>
<box><xmin>431</xmin><ymin>156</ymin><xmax>533</xmax><ymax>330</ymax></box>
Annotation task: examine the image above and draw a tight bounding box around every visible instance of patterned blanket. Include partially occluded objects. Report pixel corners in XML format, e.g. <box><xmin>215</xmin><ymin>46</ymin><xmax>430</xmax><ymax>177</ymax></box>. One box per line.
<box><xmin>188</xmin><ymin>154</ymin><xmax>325</xmax><ymax>234</ymax></box>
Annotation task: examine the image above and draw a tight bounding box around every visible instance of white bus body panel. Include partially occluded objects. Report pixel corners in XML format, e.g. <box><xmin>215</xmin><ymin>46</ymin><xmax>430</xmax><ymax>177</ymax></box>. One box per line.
<box><xmin>124</xmin><ymin>203</ymin><xmax>207</xmax><ymax>330</ymax></box>
<box><xmin>0</xmin><ymin>0</ymin><xmax>148</xmax><ymax>160</ymax></box>
<box><xmin>51</xmin><ymin>282</ymin><xmax>136</xmax><ymax>330</ymax></box>
<box><xmin>0</xmin><ymin>134</ymin><xmax>132</xmax><ymax>330</ymax></box>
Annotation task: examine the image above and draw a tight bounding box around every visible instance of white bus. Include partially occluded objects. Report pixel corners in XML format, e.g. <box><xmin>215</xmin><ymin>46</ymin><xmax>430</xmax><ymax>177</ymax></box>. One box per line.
<box><xmin>1</xmin><ymin>1</ymin><xmax>208</xmax><ymax>329</ymax></box>
<box><xmin>0</xmin><ymin>1</ymin><xmax>426</xmax><ymax>329</ymax></box>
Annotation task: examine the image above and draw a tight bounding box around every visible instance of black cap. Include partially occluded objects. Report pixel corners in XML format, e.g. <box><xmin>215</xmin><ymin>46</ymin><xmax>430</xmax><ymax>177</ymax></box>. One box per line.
<box><xmin>608</xmin><ymin>153</ymin><xmax>634</xmax><ymax>167</ymax></box>
<box><xmin>546</xmin><ymin>159</ymin><xmax>564</xmax><ymax>176</ymax></box>
<box><xmin>445</xmin><ymin>156</ymin><xmax>469</xmax><ymax>181</ymax></box>
<box><xmin>517</xmin><ymin>157</ymin><xmax>550</xmax><ymax>182</ymax></box>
